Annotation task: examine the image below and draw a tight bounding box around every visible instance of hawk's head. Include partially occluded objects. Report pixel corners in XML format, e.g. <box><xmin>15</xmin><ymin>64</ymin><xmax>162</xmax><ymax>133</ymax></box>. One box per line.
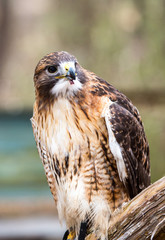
<box><xmin>34</xmin><ymin>51</ymin><xmax>86</xmax><ymax>100</ymax></box>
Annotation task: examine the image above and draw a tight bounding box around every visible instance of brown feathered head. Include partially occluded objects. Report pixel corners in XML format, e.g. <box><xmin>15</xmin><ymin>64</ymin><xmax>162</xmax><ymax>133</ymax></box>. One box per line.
<box><xmin>34</xmin><ymin>51</ymin><xmax>86</xmax><ymax>101</ymax></box>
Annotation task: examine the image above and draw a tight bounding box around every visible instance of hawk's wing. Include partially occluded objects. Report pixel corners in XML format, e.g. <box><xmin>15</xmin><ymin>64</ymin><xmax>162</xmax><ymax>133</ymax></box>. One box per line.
<box><xmin>102</xmin><ymin>96</ymin><xmax>150</xmax><ymax>198</ymax></box>
<box><xmin>31</xmin><ymin>116</ymin><xmax>57</xmax><ymax>202</ymax></box>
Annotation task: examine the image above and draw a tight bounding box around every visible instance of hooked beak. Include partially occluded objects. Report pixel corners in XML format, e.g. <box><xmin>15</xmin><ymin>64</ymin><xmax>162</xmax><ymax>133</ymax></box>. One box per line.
<box><xmin>66</xmin><ymin>67</ymin><xmax>76</xmax><ymax>80</ymax></box>
<box><xmin>54</xmin><ymin>64</ymin><xmax>77</xmax><ymax>83</ymax></box>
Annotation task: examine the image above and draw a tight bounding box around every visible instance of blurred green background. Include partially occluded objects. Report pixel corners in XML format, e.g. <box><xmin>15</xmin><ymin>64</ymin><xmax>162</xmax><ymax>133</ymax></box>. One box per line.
<box><xmin>0</xmin><ymin>0</ymin><xmax>165</xmax><ymax>239</ymax></box>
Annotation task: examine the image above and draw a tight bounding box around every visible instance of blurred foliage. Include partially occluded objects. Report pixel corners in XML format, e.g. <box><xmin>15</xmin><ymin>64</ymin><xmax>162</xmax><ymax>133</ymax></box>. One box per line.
<box><xmin>0</xmin><ymin>113</ymin><xmax>49</xmax><ymax>199</ymax></box>
<box><xmin>0</xmin><ymin>0</ymin><xmax>164</xmax><ymax>199</ymax></box>
<box><xmin>0</xmin><ymin>0</ymin><xmax>165</xmax><ymax>109</ymax></box>
<box><xmin>140</xmin><ymin>105</ymin><xmax>165</xmax><ymax>183</ymax></box>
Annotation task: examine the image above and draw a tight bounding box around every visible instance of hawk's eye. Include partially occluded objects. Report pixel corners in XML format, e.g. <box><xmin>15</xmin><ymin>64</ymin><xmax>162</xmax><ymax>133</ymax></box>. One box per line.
<box><xmin>47</xmin><ymin>65</ymin><xmax>58</xmax><ymax>74</ymax></box>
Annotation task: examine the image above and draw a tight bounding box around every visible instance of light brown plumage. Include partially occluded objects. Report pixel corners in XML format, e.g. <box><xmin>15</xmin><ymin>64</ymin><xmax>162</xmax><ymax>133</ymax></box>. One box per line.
<box><xmin>31</xmin><ymin>51</ymin><xmax>150</xmax><ymax>239</ymax></box>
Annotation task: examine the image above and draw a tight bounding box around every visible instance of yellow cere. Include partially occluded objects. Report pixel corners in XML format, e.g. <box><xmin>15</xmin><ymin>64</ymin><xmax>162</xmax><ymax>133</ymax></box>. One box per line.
<box><xmin>65</xmin><ymin>63</ymin><xmax>70</xmax><ymax>72</ymax></box>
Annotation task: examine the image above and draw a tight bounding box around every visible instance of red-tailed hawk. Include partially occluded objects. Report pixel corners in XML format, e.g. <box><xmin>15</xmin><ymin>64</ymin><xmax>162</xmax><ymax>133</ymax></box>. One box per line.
<box><xmin>31</xmin><ymin>51</ymin><xmax>150</xmax><ymax>240</ymax></box>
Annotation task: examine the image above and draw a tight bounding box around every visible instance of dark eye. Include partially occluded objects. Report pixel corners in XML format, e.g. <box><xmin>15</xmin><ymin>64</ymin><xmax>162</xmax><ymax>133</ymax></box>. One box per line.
<box><xmin>47</xmin><ymin>65</ymin><xmax>58</xmax><ymax>74</ymax></box>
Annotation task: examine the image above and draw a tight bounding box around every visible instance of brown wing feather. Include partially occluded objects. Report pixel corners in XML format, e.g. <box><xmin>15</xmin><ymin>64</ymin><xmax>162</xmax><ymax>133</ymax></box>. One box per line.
<box><xmin>108</xmin><ymin>102</ymin><xmax>150</xmax><ymax>198</ymax></box>
<box><xmin>89</xmin><ymin>74</ymin><xmax>150</xmax><ymax>198</ymax></box>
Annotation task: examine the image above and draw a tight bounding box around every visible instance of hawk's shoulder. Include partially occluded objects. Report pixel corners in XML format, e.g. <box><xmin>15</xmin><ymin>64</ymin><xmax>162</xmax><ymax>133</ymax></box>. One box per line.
<box><xmin>89</xmin><ymin>75</ymin><xmax>150</xmax><ymax>198</ymax></box>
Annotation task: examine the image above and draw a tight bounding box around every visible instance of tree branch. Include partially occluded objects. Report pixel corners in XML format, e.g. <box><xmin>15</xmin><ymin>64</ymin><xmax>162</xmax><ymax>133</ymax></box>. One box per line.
<box><xmin>108</xmin><ymin>177</ymin><xmax>165</xmax><ymax>240</ymax></box>
<box><xmin>86</xmin><ymin>177</ymin><xmax>165</xmax><ymax>240</ymax></box>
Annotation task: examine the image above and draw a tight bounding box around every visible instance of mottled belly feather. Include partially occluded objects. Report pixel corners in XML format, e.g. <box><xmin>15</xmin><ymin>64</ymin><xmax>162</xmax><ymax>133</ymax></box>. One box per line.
<box><xmin>32</xmin><ymin>98</ymin><xmax>129</xmax><ymax>237</ymax></box>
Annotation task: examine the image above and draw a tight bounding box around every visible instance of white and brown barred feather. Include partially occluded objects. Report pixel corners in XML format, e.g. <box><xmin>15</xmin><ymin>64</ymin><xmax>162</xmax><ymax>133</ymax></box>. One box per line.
<box><xmin>31</xmin><ymin>51</ymin><xmax>150</xmax><ymax>239</ymax></box>
<box><xmin>31</xmin><ymin>110</ymin><xmax>57</xmax><ymax>202</ymax></box>
<box><xmin>89</xmin><ymin>76</ymin><xmax>150</xmax><ymax>198</ymax></box>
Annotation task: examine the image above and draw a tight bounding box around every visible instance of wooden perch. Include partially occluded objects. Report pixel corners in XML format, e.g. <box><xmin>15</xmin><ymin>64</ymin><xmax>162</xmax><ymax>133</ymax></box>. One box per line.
<box><xmin>86</xmin><ymin>177</ymin><xmax>165</xmax><ymax>240</ymax></box>
<box><xmin>107</xmin><ymin>177</ymin><xmax>165</xmax><ymax>240</ymax></box>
